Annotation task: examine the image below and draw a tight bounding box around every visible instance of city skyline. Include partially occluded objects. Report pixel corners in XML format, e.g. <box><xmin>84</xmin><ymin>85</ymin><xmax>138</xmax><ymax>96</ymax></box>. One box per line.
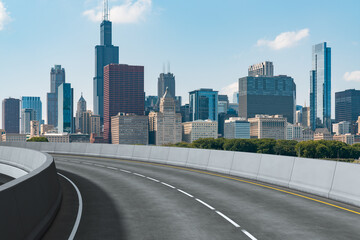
<box><xmin>0</xmin><ymin>0</ymin><xmax>359</xmax><ymax>126</ymax></box>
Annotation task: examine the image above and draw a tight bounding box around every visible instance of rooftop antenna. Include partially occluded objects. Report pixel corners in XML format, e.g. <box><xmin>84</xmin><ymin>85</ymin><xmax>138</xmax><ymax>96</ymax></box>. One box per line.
<box><xmin>162</xmin><ymin>63</ymin><xmax>165</xmax><ymax>74</ymax></box>
<box><xmin>103</xmin><ymin>0</ymin><xmax>109</xmax><ymax>21</ymax></box>
<box><xmin>167</xmin><ymin>61</ymin><xmax>170</xmax><ymax>73</ymax></box>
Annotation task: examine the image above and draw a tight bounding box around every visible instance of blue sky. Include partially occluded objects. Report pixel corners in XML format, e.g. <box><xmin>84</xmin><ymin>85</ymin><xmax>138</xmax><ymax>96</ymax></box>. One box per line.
<box><xmin>0</xmin><ymin>0</ymin><xmax>359</xmax><ymax>125</ymax></box>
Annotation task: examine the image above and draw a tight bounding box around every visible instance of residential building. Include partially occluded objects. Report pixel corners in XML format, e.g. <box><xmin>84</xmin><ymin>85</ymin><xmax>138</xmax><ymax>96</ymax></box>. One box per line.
<box><xmin>20</xmin><ymin>108</ymin><xmax>36</xmax><ymax>134</ymax></box>
<box><xmin>47</xmin><ymin>65</ymin><xmax>65</xmax><ymax>127</ymax></box>
<box><xmin>333</xmin><ymin>134</ymin><xmax>354</xmax><ymax>145</ymax></box>
<box><xmin>310</xmin><ymin>42</ymin><xmax>331</xmax><ymax>131</ymax></box>
<box><xmin>149</xmin><ymin>89</ymin><xmax>182</xmax><ymax>145</ymax></box>
<box><xmin>224</xmin><ymin>117</ymin><xmax>250</xmax><ymax>139</ymax></box>
<box><xmin>111</xmin><ymin>113</ymin><xmax>148</xmax><ymax>145</ymax></box>
<box><xmin>30</xmin><ymin>120</ymin><xmax>40</xmax><ymax>137</ymax></box>
<box><xmin>238</xmin><ymin>75</ymin><xmax>296</xmax><ymax>123</ymax></box>
<box><xmin>75</xmin><ymin>93</ymin><xmax>87</xmax><ymax>131</ymax></box>
<box><xmin>22</xmin><ymin>96</ymin><xmax>42</xmax><ymax>124</ymax></box>
<box><xmin>58</xmin><ymin>83</ymin><xmax>74</xmax><ymax>133</ymax></box>
<box><xmin>93</xmin><ymin>7</ymin><xmax>119</xmax><ymax>124</ymax></box>
<box><xmin>189</xmin><ymin>88</ymin><xmax>218</xmax><ymax>121</ymax></box>
<box><xmin>182</xmin><ymin>120</ymin><xmax>218</xmax><ymax>143</ymax></box>
<box><xmin>103</xmin><ymin>64</ymin><xmax>145</xmax><ymax>142</ymax></box>
<box><xmin>248</xmin><ymin>61</ymin><xmax>274</xmax><ymax>77</ymax></box>
<box><xmin>314</xmin><ymin>128</ymin><xmax>332</xmax><ymax>141</ymax></box>
<box><xmin>332</xmin><ymin>121</ymin><xmax>351</xmax><ymax>135</ymax></box>
<box><xmin>2</xmin><ymin>98</ymin><xmax>20</xmax><ymax>133</ymax></box>
<box><xmin>1</xmin><ymin>133</ymin><xmax>27</xmax><ymax>142</ymax></box>
<box><xmin>335</xmin><ymin>89</ymin><xmax>360</xmax><ymax>133</ymax></box>
<box><xmin>248</xmin><ymin>115</ymin><xmax>287</xmax><ymax>140</ymax></box>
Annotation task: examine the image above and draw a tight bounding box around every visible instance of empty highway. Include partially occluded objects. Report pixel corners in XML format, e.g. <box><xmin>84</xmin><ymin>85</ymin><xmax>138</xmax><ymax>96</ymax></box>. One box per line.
<box><xmin>46</xmin><ymin>154</ymin><xmax>360</xmax><ymax>240</ymax></box>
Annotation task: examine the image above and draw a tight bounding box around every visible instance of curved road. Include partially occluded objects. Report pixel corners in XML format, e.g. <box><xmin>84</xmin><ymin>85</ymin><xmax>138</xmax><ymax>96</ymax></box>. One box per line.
<box><xmin>47</xmin><ymin>154</ymin><xmax>360</xmax><ymax>240</ymax></box>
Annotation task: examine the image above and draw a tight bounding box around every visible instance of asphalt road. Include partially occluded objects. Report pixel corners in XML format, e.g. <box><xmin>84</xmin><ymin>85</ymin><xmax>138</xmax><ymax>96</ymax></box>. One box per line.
<box><xmin>0</xmin><ymin>173</ymin><xmax>14</xmax><ymax>185</ymax></box>
<box><xmin>47</xmin><ymin>154</ymin><xmax>360</xmax><ymax>240</ymax></box>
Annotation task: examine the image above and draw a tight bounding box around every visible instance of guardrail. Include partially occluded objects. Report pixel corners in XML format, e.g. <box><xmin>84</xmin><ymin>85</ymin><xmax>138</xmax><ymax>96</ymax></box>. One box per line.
<box><xmin>0</xmin><ymin>145</ymin><xmax>62</xmax><ymax>240</ymax></box>
<box><xmin>1</xmin><ymin>142</ymin><xmax>360</xmax><ymax>208</ymax></box>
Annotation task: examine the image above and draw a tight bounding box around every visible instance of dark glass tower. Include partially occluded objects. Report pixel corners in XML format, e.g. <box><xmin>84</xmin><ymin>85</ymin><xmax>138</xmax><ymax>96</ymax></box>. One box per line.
<box><xmin>2</xmin><ymin>98</ymin><xmax>20</xmax><ymax>133</ymax></box>
<box><xmin>93</xmin><ymin>15</ymin><xmax>119</xmax><ymax>124</ymax></box>
<box><xmin>47</xmin><ymin>65</ymin><xmax>65</xmax><ymax>127</ymax></box>
<box><xmin>58</xmin><ymin>83</ymin><xmax>74</xmax><ymax>133</ymax></box>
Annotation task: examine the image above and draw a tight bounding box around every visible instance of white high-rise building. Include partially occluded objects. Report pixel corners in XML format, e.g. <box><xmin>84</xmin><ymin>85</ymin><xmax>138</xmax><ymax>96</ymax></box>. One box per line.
<box><xmin>248</xmin><ymin>115</ymin><xmax>286</xmax><ymax>140</ymax></box>
<box><xmin>182</xmin><ymin>120</ymin><xmax>218</xmax><ymax>143</ymax></box>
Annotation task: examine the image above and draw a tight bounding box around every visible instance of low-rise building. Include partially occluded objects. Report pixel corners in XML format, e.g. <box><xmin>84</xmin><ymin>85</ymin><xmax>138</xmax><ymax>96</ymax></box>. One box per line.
<box><xmin>302</xmin><ymin>128</ymin><xmax>314</xmax><ymax>141</ymax></box>
<box><xmin>2</xmin><ymin>133</ymin><xmax>28</xmax><ymax>142</ymax></box>
<box><xmin>111</xmin><ymin>113</ymin><xmax>148</xmax><ymax>145</ymax></box>
<box><xmin>314</xmin><ymin>128</ymin><xmax>333</xmax><ymax>141</ymax></box>
<box><xmin>333</xmin><ymin>134</ymin><xmax>354</xmax><ymax>145</ymax></box>
<box><xmin>224</xmin><ymin>117</ymin><xmax>250</xmax><ymax>139</ymax></box>
<box><xmin>40</xmin><ymin>124</ymin><xmax>55</xmax><ymax>135</ymax></box>
<box><xmin>69</xmin><ymin>133</ymin><xmax>90</xmax><ymax>143</ymax></box>
<box><xmin>248</xmin><ymin>115</ymin><xmax>287</xmax><ymax>140</ymax></box>
<box><xmin>182</xmin><ymin>120</ymin><xmax>218</xmax><ymax>143</ymax></box>
<box><xmin>43</xmin><ymin>133</ymin><xmax>69</xmax><ymax>143</ymax></box>
<box><xmin>286</xmin><ymin>123</ymin><xmax>303</xmax><ymax>141</ymax></box>
<box><xmin>332</xmin><ymin>121</ymin><xmax>351</xmax><ymax>135</ymax></box>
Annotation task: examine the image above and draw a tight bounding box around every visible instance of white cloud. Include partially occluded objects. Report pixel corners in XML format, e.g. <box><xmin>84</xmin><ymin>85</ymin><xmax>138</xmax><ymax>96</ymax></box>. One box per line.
<box><xmin>83</xmin><ymin>0</ymin><xmax>151</xmax><ymax>24</ymax></box>
<box><xmin>220</xmin><ymin>82</ymin><xmax>237</xmax><ymax>100</ymax></box>
<box><xmin>257</xmin><ymin>28</ymin><xmax>309</xmax><ymax>50</ymax></box>
<box><xmin>0</xmin><ymin>1</ymin><xmax>11</xmax><ymax>30</ymax></box>
<box><xmin>344</xmin><ymin>71</ymin><xmax>360</xmax><ymax>82</ymax></box>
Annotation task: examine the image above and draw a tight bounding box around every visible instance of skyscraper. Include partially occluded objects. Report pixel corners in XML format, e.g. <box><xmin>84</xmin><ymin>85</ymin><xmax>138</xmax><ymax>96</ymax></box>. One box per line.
<box><xmin>47</xmin><ymin>65</ymin><xmax>65</xmax><ymax>127</ymax></box>
<box><xmin>93</xmin><ymin>1</ymin><xmax>119</xmax><ymax>124</ymax></box>
<box><xmin>103</xmin><ymin>64</ymin><xmax>145</xmax><ymax>142</ymax></box>
<box><xmin>21</xmin><ymin>108</ymin><xmax>36</xmax><ymax>134</ymax></box>
<box><xmin>75</xmin><ymin>93</ymin><xmax>87</xmax><ymax>131</ymax></box>
<box><xmin>310</xmin><ymin>42</ymin><xmax>331</xmax><ymax>131</ymax></box>
<box><xmin>158</xmin><ymin>72</ymin><xmax>175</xmax><ymax>100</ymax></box>
<box><xmin>189</xmin><ymin>89</ymin><xmax>218</xmax><ymax>121</ymax></box>
<box><xmin>21</xmin><ymin>97</ymin><xmax>42</xmax><ymax>124</ymax></box>
<box><xmin>248</xmin><ymin>61</ymin><xmax>274</xmax><ymax>77</ymax></box>
<box><xmin>58</xmin><ymin>83</ymin><xmax>74</xmax><ymax>133</ymax></box>
<box><xmin>2</xmin><ymin>98</ymin><xmax>20</xmax><ymax>133</ymax></box>
<box><xmin>335</xmin><ymin>89</ymin><xmax>360</xmax><ymax>133</ymax></box>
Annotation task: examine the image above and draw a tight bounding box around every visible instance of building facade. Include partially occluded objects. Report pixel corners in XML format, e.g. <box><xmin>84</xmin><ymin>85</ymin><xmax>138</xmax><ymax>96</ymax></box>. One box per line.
<box><xmin>238</xmin><ymin>75</ymin><xmax>296</xmax><ymax>123</ymax></box>
<box><xmin>248</xmin><ymin>61</ymin><xmax>274</xmax><ymax>77</ymax></box>
<box><xmin>189</xmin><ymin>89</ymin><xmax>218</xmax><ymax>121</ymax></box>
<box><xmin>22</xmin><ymin>96</ymin><xmax>42</xmax><ymax>124</ymax></box>
<box><xmin>111</xmin><ymin>113</ymin><xmax>148</xmax><ymax>145</ymax></box>
<box><xmin>248</xmin><ymin>115</ymin><xmax>287</xmax><ymax>140</ymax></box>
<box><xmin>310</xmin><ymin>42</ymin><xmax>331</xmax><ymax>131</ymax></box>
<box><xmin>314</xmin><ymin>128</ymin><xmax>332</xmax><ymax>141</ymax></box>
<box><xmin>90</xmin><ymin>115</ymin><xmax>101</xmax><ymax>135</ymax></box>
<box><xmin>224</xmin><ymin>118</ymin><xmax>250</xmax><ymax>139</ymax></box>
<box><xmin>335</xmin><ymin>89</ymin><xmax>360</xmax><ymax>133</ymax></box>
<box><xmin>75</xmin><ymin>94</ymin><xmax>87</xmax><ymax>132</ymax></box>
<box><xmin>103</xmin><ymin>64</ymin><xmax>145</xmax><ymax>142</ymax></box>
<box><xmin>332</xmin><ymin>121</ymin><xmax>351</xmax><ymax>135</ymax></box>
<box><xmin>47</xmin><ymin>65</ymin><xmax>65</xmax><ymax>127</ymax></box>
<box><xmin>58</xmin><ymin>83</ymin><xmax>74</xmax><ymax>133</ymax></box>
<box><xmin>21</xmin><ymin>108</ymin><xmax>36</xmax><ymax>134</ymax></box>
<box><xmin>182</xmin><ymin>120</ymin><xmax>218</xmax><ymax>143</ymax></box>
<box><xmin>2</xmin><ymin>98</ymin><xmax>20</xmax><ymax>133</ymax></box>
<box><xmin>30</xmin><ymin>120</ymin><xmax>40</xmax><ymax>137</ymax></box>
<box><xmin>302</xmin><ymin>107</ymin><xmax>310</xmax><ymax>128</ymax></box>
<box><xmin>158</xmin><ymin>72</ymin><xmax>175</xmax><ymax>100</ymax></box>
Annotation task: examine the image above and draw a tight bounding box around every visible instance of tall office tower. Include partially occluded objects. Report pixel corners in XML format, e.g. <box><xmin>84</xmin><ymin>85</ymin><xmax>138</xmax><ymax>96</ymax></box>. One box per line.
<box><xmin>58</xmin><ymin>83</ymin><xmax>74</xmax><ymax>133</ymax></box>
<box><xmin>158</xmin><ymin>72</ymin><xmax>175</xmax><ymax>100</ymax></box>
<box><xmin>93</xmin><ymin>1</ymin><xmax>119</xmax><ymax>124</ymax></box>
<box><xmin>90</xmin><ymin>114</ymin><xmax>101</xmax><ymax>135</ymax></box>
<box><xmin>149</xmin><ymin>89</ymin><xmax>182</xmax><ymax>145</ymax></box>
<box><xmin>189</xmin><ymin>89</ymin><xmax>218</xmax><ymax>121</ymax></box>
<box><xmin>180</xmin><ymin>104</ymin><xmax>190</xmax><ymax>122</ymax></box>
<box><xmin>248</xmin><ymin>61</ymin><xmax>274</xmax><ymax>77</ymax></box>
<box><xmin>75</xmin><ymin>94</ymin><xmax>87</xmax><ymax>131</ymax></box>
<box><xmin>232</xmin><ymin>92</ymin><xmax>239</xmax><ymax>104</ymax></box>
<box><xmin>47</xmin><ymin>65</ymin><xmax>65</xmax><ymax>127</ymax></box>
<box><xmin>81</xmin><ymin>110</ymin><xmax>92</xmax><ymax>134</ymax></box>
<box><xmin>22</xmin><ymin>97</ymin><xmax>42</xmax><ymax>124</ymax></box>
<box><xmin>103</xmin><ymin>64</ymin><xmax>144</xmax><ymax>142</ymax></box>
<box><xmin>21</xmin><ymin>108</ymin><xmax>36</xmax><ymax>134</ymax></box>
<box><xmin>310</xmin><ymin>42</ymin><xmax>331</xmax><ymax>131</ymax></box>
<box><xmin>2</xmin><ymin>98</ymin><xmax>20</xmax><ymax>133</ymax></box>
<box><xmin>302</xmin><ymin>106</ymin><xmax>310</xmax><ymax>128</ymax></box>
<box><xmin>238</xmin><ymin>75</ymin><xmax>296</xmax><ymax>123</ymax></box>
<box><xmin>218</xmin><ymin>95</ymin><xmax>229</xmax><ymax>114</ymax></box>
<box><xmin>335</xmin><ymin>89</ymin><xmax>360</xmax><ymax>134</ymax></box>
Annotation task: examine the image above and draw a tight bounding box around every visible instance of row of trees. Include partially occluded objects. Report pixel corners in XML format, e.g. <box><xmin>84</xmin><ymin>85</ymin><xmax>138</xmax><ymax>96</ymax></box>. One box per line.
<box><xmin>167</xmin><ymin>138</ymin><xmax>360</xmax><ymax>161</ymax></box>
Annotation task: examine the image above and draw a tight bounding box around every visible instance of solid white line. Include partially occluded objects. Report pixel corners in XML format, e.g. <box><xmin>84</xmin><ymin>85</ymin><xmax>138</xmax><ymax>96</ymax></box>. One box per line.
<box><xmin>196</xmin><ymin>198</ymin><xmax>215</xmax><ymax>210</ymax></box>
<box><xmin>242</xmin><ymin>230</ymin><xmax>257</xmax><ymax>240</ymax></box>
<box><xmin>119</xmin><ymin>169</ymin><xmax>131</xmax><ymax>173</ymax></box>
<box><xmin>177</xmin><ymin>189</ymin><xmax>193</xmax><ymax>198</ymax></box>
<box><xmin>133</xmin><ymin>173</ymin><xmax>145</xmax><ymax>178</ymax></box>
<box><xmin>146</xmin><ymin>177</ymin><xmax>159</xmax><ymax>182</ymax></box>
<box><xmin>94</xmin><ymin>164</ymin><xmax>105</xmax><ymax>167</ymax></box>
<box><xmin>161</xmin><ymin>182</ymin><xmax>175</xmax><ymax>189</ymax></box>
<box><xmin>106</xmin><ymin>166</ymin><xmax>117</xmax><ymax>170</ymax></box>
<box><xmin>215</xmin><ymin>211</ymin><xmax>240</xmax><ymax>228</ymax></box>
<box><xmin>57</xmin><ymin>173</ymin><xmax>83</xmax><ymax>240</ymax></box>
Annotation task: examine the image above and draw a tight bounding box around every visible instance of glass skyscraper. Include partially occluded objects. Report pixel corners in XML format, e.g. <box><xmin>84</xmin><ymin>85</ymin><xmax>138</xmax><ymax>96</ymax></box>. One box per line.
<box><xmin>21</xmin><ymin>96</ymin><xmax>42</xmax><ymax>124</ymax></box>
<box><xmin>189</xmin><ymin>89</ymin><xmax>218</xmax><ymax>121</ymax></box>
<box><xmin>310</xmin><ymin>42</ymin><xmax>331</xmax><ymax>131</ymax></box>
<box><xmin>47</xmin><ymin>65</ymin><xmax>65</xmax><ymax>127</ymax></box>
<box><xmin>58</xmin><ymin>83</ymin><xmax>74</xmax><ymax>133</ymax></box>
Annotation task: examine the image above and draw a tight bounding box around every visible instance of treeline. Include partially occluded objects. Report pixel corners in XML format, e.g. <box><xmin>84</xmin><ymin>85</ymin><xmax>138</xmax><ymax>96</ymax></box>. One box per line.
<box><xmin>166</xmin><ymin>138</ymin><xmax>360</xmax><ymax>160</ymax></box>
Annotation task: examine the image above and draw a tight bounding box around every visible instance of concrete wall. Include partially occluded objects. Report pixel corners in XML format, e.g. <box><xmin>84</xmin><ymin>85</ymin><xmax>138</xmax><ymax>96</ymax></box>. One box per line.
<box><xmin>0</xmin><ymin>146</ymin><xmax>61</xmax><ymax>240</ymax></box>
<box><xmin>2</xmin><ymin>142</ymin><xmax>360</xmax><ymax>209</ymax></box>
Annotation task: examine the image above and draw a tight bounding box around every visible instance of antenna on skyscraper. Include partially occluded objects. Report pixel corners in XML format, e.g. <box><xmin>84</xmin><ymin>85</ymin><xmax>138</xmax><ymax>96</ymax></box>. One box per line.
<box><xmin>162</xmin><ymin>63</ymin><xmax>165</xmax><ymax>73</ymax></box>
<box><xmin>167</xmin><ymin>61</ymin><xmax>170</xmax><ymax>73</ymax></box>
<box><xmin>103</xmin><ymin>0</ymin><xmax>109</xmax><ymax>21</ymax></box>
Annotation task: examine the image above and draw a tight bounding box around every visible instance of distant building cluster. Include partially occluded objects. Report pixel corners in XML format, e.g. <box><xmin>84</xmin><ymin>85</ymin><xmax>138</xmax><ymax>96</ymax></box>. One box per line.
<box><xmin>2</xmin><ymin>6</ymin><xmax>360</xmax><ymax>148</ymax></box>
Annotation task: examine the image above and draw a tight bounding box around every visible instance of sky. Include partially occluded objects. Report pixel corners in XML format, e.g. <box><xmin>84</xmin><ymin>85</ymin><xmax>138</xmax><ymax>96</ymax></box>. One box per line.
<box><xmin>0</xmin><ymin>0</ymin><xmax>359</xmax><ymax>126</ymax></box>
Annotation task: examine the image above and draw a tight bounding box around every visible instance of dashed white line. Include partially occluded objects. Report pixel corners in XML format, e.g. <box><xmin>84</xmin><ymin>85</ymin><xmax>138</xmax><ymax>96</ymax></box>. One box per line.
<box><xmin>82</xmin><ymin>162</ymin><xmax>93</xmax><ymax>165</ymax></box>
<box><xmin>242</xmin><ymin>230</ymin><xmax>257</xmax><ymax>240</ymax></box>
<box><xmin>215</xmin><ymin>211</ymin><xmax>240</xmax><ymax>228</ymax></box>
<box><xmin>119</xmin><ymin>169</ymin><xmax>131</xmax><ymax>173</ymax></box>
<box><xmin>133</xmin><ymin>173</ymin><xmax>145</xmax><ymax>178</ymax></box>
<box><xmin>161</xmin><ymin>182</ymin><xmax>175</xmax><ymax>189</ymax></box>
<box><xmin>195</xmin><ymin>198</ymin><xmax>215</xmax><ymax>210</ymax></box>
<box><xmin>177</xmin><ymin>189</ymin><xmax>193</xmax><ymax>198</ymax></box>
<box><xmin>146</xmin><ymin>177</ymin><xmax>160</xmax><ymax>182</ymax></box>
<box><xmin>106</xmin><ymin>166</ymin><xmax>117</xmax><ymax>170</ymax></box>
<box><xmin>57</xmin><ymin>173</ymin><xmax>82</xmax><ymax>240</ymax></box>
<box><xmin>94</xmin><ymin>164</ymin><xmax>105</xmax><ymax>167</ymax></box>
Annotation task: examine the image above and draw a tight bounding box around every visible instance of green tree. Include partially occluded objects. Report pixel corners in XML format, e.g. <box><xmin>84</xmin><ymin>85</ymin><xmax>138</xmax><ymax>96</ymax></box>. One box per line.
<box><xmin>274</xmin><ymin>140</ymin><xmax>297</xmax><ymax>156</ymax></box>
<box><xmin>253</xmin><ymin>139</ymin><xmax>276</xmax><ymax>154</ymax></box>
<box><xmin>27</xmin><ymin>137</ymin><xmax>49</xmax><ymax>142</ymax></box>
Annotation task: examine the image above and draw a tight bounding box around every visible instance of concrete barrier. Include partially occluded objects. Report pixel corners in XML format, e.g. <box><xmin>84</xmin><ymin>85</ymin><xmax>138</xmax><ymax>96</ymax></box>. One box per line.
<box><xmin>289</xmin><ymin>158</ymin><xmax>337</xmax><ymax>198</ymax></box>
<box><xmin>116</xmin><ymin>144</ymin><xmax>134</xmax><ymax>160</ymax></box>
<box><xmin>100</xmin><ymin>144</ymin><xmax>119</xmax><ymax>158</ymax></box>
<box><xmin>40</xmin><ymin>142</ymin><xmax>57</xmax><ymax>153</ymax></box>
<box><xmin>329</xmin><ymin>162</ymin><xmax>360</xmax><ymax>206</ymax></box>
<box><xmin>257</xmin><ymin>154</ymin><xmax>295</xmax><ymax>187</ymax></box>
<box><xmin>207</xmin><ymin>150</ymin><xmax>234</xmax><ymax>174</ymax></box>
<box><xmin>229</xmin><ymin>151</ymin><xmax>262</xmax><ymax>180</ymax></box>
<box><xmin>186</xmin><ymin>148</ymin><xmax>211</xmax><ymax>170</ymax></box>
<box><xmin>148</xmin><ymin>146</ymin><xmax>170</xmax><ymax>164</ymax></box>
<box><xmin>132</xmin><ymin>145</ymin><xmax>151</xmax><ymax>161</ymax></box>
<box><xmin>69</xmin><ymin>143</ymin><xmax>88</xmax><ymax>155</ymax></box>
<box><xmin>167</xmin><ymin>147</ymin><xmax>189</xmax><ymax>166</ymax></box>
<box><xmin>55</xmin><ymin>143</ymin><xmax>71</xmax><ymax>154</ymax></box>
<box><xmin>0</xmin><ymin>146</ymin><xmax>61</xmax><ymax>240</ymax></box>
<box><xmin>85</xmin><ymin>143</ymin><xmax>103</xmax><ymax>156</ymax></box>
<box><xmin>0</xmin><ymin>163</ymin><xmax>27</xmax><ymax>178</ymax></box>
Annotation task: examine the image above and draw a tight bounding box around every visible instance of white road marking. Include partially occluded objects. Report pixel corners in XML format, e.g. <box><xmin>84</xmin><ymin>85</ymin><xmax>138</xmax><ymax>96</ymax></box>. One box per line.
<box><xmin>177</xmin><ymin>189</ymin><xmax>193</xmax><ymax>198</ymax></box>
<box><xmin>146</xmin><ymin>177</ymin><xmax>160</xmax><ymax>182</ymax></box>
<box><xmin>161</xmin><ymin>182</ymin><xmax>175</xmax><ymax>189</ymax></box>
<box><xmin>119</xmin><ymin>169</ymin><xmax>131</xmax><ymax>173</ymax></box>
<box><xmin>133</xmin><ymin>173</ymin><xmax>145</xmax><ymax>177</ymax></box>
<box><xmin>196</xmin><ymin>198</ymin><xmax>215</xmax><ymax>210</ymax></box>
<box><xmin>106</xmin><ymin>166</ymin><xmax>118</xmax><ymax>170</ymax></box>
<box><xmin>82</xmin><ymin>162</ymin><xmax>93</xmax><ymax>165</ymax></box>
<box><xmin>57</xmin><ymin>173</ymin><xmax>83</xmax><ymax>240</ymax></box>
<box><xmin>241</xmin><ymin>230</ymin><xmax>257</xmax><ymax>240</ymax></box>
<box><xmin>94</xmin><ymin>164</ymin><xmax>105</xmax><ymax>167</ymax></box>
<box><xmin>215</xmin><ymin>211</ymin><xmax>240</xmax><ymax>228</ymax></box>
